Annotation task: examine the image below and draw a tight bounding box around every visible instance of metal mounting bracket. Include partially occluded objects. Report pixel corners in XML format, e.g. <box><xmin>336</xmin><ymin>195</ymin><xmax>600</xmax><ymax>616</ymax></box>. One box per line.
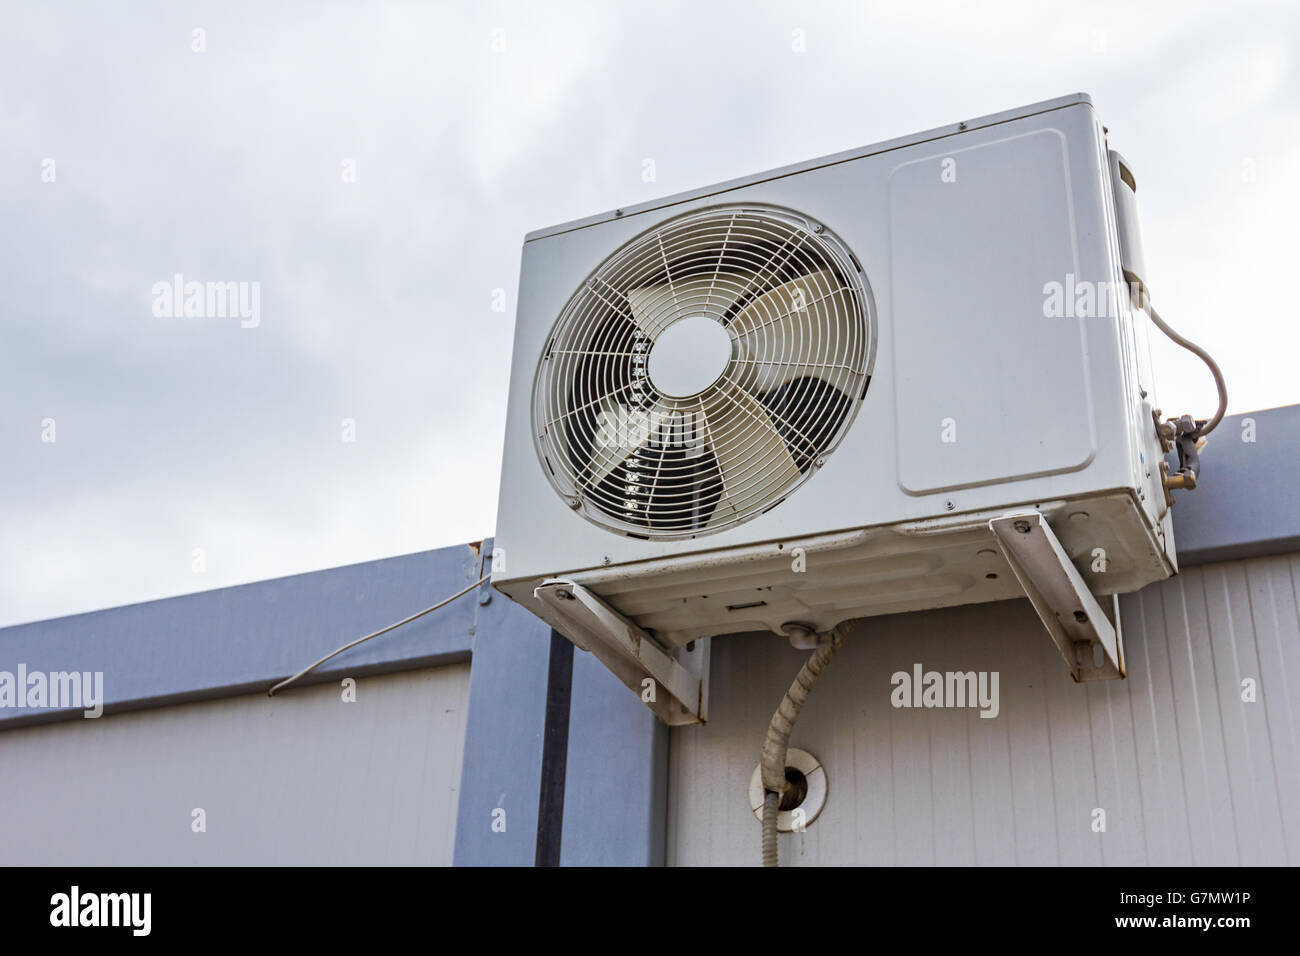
<box><xmin>989</xmin><ymin>511</ymin><xmax>1125</xmax><ymax>682</ymax></box>
<box><xmin>534</xmin><ymin>579</ymin><xmax>709</xmax><ymax>725</ymax></box>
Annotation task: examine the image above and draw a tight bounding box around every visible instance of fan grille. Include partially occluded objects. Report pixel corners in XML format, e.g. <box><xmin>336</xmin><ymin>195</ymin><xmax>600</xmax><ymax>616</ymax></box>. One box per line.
<box><xmin>533</xmin><ymin>205</ymin><xmax>874</xmax><ymax>540</ymax></box>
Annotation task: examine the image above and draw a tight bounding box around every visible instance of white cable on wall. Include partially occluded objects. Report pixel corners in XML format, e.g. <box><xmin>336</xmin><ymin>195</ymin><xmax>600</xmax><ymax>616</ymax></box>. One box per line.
<box><xmin>267</xmin><ymin>574</ymin><xmax>489</xmax><ymax>697</ymax></box>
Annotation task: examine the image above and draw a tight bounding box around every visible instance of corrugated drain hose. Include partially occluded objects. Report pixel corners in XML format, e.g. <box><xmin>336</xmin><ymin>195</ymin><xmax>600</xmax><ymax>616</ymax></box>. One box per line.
<box><xmin>760</xmin><ymin>620</ymin><xmax>851</xmax><ymax>867</ymax></box>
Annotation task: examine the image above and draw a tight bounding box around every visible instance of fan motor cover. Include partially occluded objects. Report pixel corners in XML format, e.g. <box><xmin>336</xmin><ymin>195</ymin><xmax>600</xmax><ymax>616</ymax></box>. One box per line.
<box><xmin>531</xmin><ymin>205</ymin><xmax>875</xmax><ymax>540</ymax></box>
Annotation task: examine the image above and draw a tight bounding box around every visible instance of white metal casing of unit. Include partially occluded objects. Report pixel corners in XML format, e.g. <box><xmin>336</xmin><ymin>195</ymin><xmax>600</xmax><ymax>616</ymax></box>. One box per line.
<box><xmin>492</xmin><ymin>93</ymin><xmax>1175</xmax><ymax>650</ymax></box>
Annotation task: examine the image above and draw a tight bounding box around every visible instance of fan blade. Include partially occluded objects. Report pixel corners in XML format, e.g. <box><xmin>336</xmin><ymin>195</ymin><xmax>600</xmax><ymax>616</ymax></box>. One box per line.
<box><xmin>584</xmin><ymin>396</ymin><xmax>666</xmax><ymax>488</ymax></box>
<box><xmin>627</xmin><ymin>274</ymin><xmax>753</xmax><ymax>338</ymax></box>
<box><xmin>730</xmin><ymin>269</ymin><xmax>861</xmax><ymax>394</ymax></box>
<box><xmin>698</xmin><ymin>383</ymin><xmax>801</xmax><ymax>527</ymax></box>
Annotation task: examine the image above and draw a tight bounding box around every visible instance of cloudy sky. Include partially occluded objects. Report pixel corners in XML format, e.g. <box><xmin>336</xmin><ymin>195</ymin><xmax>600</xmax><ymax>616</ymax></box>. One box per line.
<box><xmin>2</xmin><ymin>0</ymin><xmax>1296</xmax><ymax>627</ymax></box>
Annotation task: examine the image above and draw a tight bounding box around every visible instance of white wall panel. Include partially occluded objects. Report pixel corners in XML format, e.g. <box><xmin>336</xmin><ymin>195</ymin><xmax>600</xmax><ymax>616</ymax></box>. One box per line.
<box><xmin>0</xmin><ymin>665</ymin><xmax>470</xmax><ymax>865</ymax></box>
<box><xmin>667</xmin><ymin>554</ymin><xmax>1300</xmax><ymax>865</ymax></box>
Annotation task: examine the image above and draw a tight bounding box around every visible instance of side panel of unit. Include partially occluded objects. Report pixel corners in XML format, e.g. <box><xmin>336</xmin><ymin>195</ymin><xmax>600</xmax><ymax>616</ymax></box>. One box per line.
<box><xmin>1091</xmin><ymin>126</ymin><xmax>1176</xmax><ymax>566</ymax></box>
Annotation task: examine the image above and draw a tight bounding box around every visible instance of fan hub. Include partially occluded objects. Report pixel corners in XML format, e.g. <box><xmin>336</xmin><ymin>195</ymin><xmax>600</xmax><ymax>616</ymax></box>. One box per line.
<box><xmin>647</xmin><ymin>315</ymin><xmax>732</xmax><ymax>398</ymax></box>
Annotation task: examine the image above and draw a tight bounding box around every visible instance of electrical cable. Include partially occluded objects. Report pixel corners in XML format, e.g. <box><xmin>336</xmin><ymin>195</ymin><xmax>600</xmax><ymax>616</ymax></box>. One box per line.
<box><xmin>1145</xmin><ymin>301</ymin><xmax>1228</xmax><ymax>438</ymax></box>
<box><xmin>759</xmin><ymin>619</ymin><xmax>852</xmax><ymax>867</ymax></box>
<box><xmin>267</xmin><ymin>574</ymin><xmax>490</xmax><ymax>697</ymax></box>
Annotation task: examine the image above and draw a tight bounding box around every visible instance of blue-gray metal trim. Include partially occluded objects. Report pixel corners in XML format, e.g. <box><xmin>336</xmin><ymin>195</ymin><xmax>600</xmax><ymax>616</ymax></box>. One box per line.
<box><xmin>1164</xmin><ymin>405</ymin><xmax>1300</xmax><ymax>565</ymax></box>
<box><xmin>1</xmin><ymin>406</ymin><xmax>1295</xmax><ymax>866</ymax></box>
<box><xmin>0</xmin><ymin>541</ymin><xmax>486</xmax><ymax>728</ymax></box>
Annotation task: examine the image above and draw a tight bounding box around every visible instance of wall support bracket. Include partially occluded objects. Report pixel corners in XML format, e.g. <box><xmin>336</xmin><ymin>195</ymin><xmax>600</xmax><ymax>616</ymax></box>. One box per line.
<box><xmin>534</xmin><ymin>579</ymin><xmax>709</xmax><ymax>725</ymax></box>
<box><xmin>989</xmin><ymin>511</ymin><xmax>1125</xmax><ymax>682</ymax></box>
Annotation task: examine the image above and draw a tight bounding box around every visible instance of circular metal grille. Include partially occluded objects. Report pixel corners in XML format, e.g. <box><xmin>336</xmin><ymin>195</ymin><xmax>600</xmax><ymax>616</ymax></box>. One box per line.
<box><xmin>533</xmin><ymin>204</ymin><xmax>874</xmax><ymax>539</ymax></box>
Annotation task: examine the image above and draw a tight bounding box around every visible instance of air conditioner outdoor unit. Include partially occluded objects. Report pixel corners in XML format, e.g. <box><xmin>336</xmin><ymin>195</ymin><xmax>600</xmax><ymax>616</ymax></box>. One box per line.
<box><xmin>492</xmin><ymin>93</ymin><xmax>1176</xmax><ymax>723</ymax></box>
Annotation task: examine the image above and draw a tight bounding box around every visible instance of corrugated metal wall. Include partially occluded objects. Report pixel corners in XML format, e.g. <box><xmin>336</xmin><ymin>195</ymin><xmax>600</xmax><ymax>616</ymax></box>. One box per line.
<box><xmin>667</xmin><ymin>553</ymin><xmax>1300</xmax><ymax>866</ymax></box>
<box><xmin>0</xmin><ymin>665</ymin><xmax>470</xmax><ymax>865</ymax></box>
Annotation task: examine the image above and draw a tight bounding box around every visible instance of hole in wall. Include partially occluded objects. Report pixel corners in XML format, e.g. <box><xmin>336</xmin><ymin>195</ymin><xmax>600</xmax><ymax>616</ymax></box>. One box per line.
<box><xmin>778</xmin><ymin>767</ymin><xmax>809</xmax><ymax>812</ymax></box>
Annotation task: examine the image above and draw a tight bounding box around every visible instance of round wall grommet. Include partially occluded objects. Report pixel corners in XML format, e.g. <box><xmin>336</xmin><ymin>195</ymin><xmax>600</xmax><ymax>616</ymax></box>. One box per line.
<box><xmin>748</xmin><ymin>748</ymin><xmax>827</xmax><ymax>832</ymax></box>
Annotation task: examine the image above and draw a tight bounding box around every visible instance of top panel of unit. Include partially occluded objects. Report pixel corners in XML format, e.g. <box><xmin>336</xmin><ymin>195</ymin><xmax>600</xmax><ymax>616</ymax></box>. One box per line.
<box><xmin>524</xmin><ymin>93</ymin><xmax>1094</xmax><ymax>243</ymax></box>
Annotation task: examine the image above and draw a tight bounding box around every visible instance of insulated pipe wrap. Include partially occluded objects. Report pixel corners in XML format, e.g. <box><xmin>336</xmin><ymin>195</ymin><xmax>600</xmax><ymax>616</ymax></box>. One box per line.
<box><xmin>759</xmin><ymin>620</ymin><xmax>852</xmax><ymax>866</ymax></box>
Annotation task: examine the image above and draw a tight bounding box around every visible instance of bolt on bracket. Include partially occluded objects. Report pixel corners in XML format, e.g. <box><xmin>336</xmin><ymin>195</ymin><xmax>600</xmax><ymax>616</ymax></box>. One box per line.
<box><xmin>534</xmin><ymin>578</ymin><xmax>709</xmax><ymax>725</ymax></box>
<box><xmin>989</xmin><ymin>510</ymin><xmax>1125</xmax><ymax>682</ymax></box>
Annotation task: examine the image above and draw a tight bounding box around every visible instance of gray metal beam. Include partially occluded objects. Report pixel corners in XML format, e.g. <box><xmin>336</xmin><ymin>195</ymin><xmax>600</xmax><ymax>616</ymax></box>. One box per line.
<box><xmin>559</xmin><ymin>650</ymin><xmax>668</xmax><ymax>866</ymax></box>
<box><xmin>451</xmin><ymin>544</ymin><xmax>554</xmax><ymax>866</ymax></box>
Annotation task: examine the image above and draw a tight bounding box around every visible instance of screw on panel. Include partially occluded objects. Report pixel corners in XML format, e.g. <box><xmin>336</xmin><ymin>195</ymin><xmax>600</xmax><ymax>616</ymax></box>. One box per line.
<box><xmin>1014</xmin><ymin>520</ymin><xmax>1031</xmax><ymax>533</ymax></box>
<box><xmin>603</xmin><ymin>555</ymin><xmax>611</xmax><ymax>565</ymax></box>
<box><xmin>814</xmin><ymin>457</ymin><xmax>826</xmax><ymax>468</ymax></box>
<box><xmin>958</xmin><ymin>122</ymin><xmax>968</xmax><ymax>130</ymax></box>
<box><xmin>566</xmin><ymin>496</ymin><xmax>580</xmax><ymax>509</ymax></box>
<box><xmin>614</xmin><ymin>209</ymin><xmax>624</xmax><ymax>217</ymax></box>
<box><xmin>945</xmin><ymin>500</ymin><xmax>955</xmax><ymax>511</ymax></box>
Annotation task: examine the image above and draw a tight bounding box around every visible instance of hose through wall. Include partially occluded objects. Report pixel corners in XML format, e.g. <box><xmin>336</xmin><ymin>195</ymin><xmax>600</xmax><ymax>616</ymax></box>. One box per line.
<box><xmin>759</xmin><ymin>621</ymin><xmax>851</xmax><ymax>867</ymax></box>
